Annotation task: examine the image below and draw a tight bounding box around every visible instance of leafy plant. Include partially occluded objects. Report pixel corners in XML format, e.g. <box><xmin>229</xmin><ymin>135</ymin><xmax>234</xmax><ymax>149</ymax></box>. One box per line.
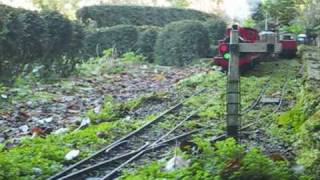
<box><xmin>154</xmin><ymin>20</ymin><xmax>210</xmax><ymax>67</ymax></box>
<box><xmin>121</xmin><ymin>52</ymin><xmax>145</xmax><ymax>62</ymax></box>
<box><xmin>121</xmin><ymin>138</ymin><xmax>297</xmax><ymax>179</ymax></box>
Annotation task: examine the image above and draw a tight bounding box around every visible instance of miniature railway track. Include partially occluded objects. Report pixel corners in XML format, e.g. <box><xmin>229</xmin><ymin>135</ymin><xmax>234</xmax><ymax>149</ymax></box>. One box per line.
<box><xmin>212</xmin><ymin>67</ymin><xmax>291</xmax><ymax>143</ymax></box>
<box><xmin>50</xmin><ymin>63</ymin><xmax>294</xmax><ymax>180</ymax></box>
<box><xmin>49</xmin><ymin>89</ymin><xmax>208</xmax><ymax>180</ymax></box>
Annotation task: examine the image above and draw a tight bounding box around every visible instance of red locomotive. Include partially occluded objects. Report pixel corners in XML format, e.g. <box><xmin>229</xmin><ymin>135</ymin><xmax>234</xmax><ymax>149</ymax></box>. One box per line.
<box><xmin>214</xmin><ymin>26</ymin><xmax>297</xmax><ymax>70</ymax></box>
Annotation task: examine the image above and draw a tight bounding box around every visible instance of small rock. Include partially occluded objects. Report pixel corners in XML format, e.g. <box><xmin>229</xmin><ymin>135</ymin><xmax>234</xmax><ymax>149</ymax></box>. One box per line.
<box><xmin>32</xmin><ymin>167</ymin><xmax>42</xmax><ymax>175</ymax></box>
<box><xmin>94</xmin><ymin>105</ymin><xmax>101</xmax><ymax>114</ymax></box>
<box><xmin>292</xmin><ymin>164</ymin><xmax>305</xmax><ymax>174</ymax></box>
<box><xmin>26</xmin><ymin>101</ymin><xmax>33</xmax><ymax>106</ymax></box>
<box><xmin>43</xmin><ymin>117</ymin><xmax>53</xmax><ymax>123</ymax></box>
<box><xmin>124</xmin><ymin>116</ymin><xmax>131</xmax><ymax>121</ymax></box>
<box><xmin>0</xmin><ymin>137</ymin><xmax>5</xmax><ymax>143</ymax></box>
<box><xmin>18</xmin><ymin>125</ymin><xmax>29</xmax><ymax>133</ymax></box>
<box><xmin>65</xmin><ymin>149</ymin><xmax>80</xmax><ymax>161</ymax></box>
<box><xmin>1</xmin><ymin>94</ymin><xmax>8</xmax><ymax>99</ymax></box>
<box><xmin>141</xmin><ymin>65</ymin><xmax>148</xmax><ymax>70</ymax></box>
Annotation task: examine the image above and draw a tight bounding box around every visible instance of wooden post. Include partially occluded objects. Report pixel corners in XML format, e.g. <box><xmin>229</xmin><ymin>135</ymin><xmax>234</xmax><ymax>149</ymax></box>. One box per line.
<box><xmin>226</xmin><ymin>25</ymin><xmax>240</xmax><ymax>140</ymax></box>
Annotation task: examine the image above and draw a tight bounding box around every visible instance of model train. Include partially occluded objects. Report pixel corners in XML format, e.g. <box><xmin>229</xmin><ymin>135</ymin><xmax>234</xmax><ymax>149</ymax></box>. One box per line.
<box><xmin>214</xmin><ymin>26</ymin><xmax>297</xmax><ymax>70</ymax></box>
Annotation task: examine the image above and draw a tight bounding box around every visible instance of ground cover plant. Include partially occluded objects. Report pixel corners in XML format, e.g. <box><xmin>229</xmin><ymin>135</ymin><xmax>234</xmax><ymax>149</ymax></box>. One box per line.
<box><xmin>118</xmin><ymin>59</ymin><xmax>314</xmax><ymax>180</ymax></box>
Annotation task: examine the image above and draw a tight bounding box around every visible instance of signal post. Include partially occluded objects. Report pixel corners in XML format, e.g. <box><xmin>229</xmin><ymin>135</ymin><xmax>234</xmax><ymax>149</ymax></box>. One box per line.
<box><xmin>226</xmin><ymin>25</ymin><xmax>274</xmax><ymax>141</ymax></box>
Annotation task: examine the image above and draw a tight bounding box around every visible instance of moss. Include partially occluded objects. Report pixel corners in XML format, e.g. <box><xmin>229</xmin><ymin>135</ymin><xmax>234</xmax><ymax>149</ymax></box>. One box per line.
<box><xmin>0</xmin><ymin>121</ymin><xmax>133</xmax><ymax>179</ymax></box>
<box><xmin>121</xmin><ymin>138</ymin><xmax>297</xmax><ymax>180</ymax></box>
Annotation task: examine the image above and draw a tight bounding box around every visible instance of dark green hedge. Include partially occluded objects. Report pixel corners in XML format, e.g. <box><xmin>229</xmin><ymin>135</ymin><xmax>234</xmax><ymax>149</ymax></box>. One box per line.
<box><xmin>0</xmin><ymin>5</ymin><xmax>84</xmax><ymax>82</ymax></box>
<box><xmin>203</xmin><ymin>18</ymin><xmax>227</xmax><ymax>45</ymax></box>
<box><xmin>154</xmin><ymin>20</ymin><xmax>210</xmax><ymax>66</ymax></box>
<box><xmin>76</xmin><ymin>5</ymin><xmax>214</xmax><ymax>27</ymax></box>
<box><xmin>83</xmin><ymin>25</ymin><xmax>138</xmax><ymax>58</ymax></box>
<box><xmin>136</xmin><ymin>26</ymin><xmax>161</xmax><ymax>62</ymax></box>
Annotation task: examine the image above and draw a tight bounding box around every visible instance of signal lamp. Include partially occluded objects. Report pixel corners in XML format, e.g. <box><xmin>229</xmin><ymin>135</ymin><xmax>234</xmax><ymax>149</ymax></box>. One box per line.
<box><xmin>223</xmin><ymin>53</ymin><xmax>231</xmax><ymax>60</ymax></box>
<box><xmin>219</xmin><ymin>44</ymin><xmax>229</xmax><ymax>52</ymax></box>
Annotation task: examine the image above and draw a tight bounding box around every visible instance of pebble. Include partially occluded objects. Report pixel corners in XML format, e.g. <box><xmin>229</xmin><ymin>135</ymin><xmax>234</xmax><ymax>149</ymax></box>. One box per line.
<box><xmin>1</xmin><ymin>94</ymin><xmax>8</xmax><ymax>99</ymax></box>
<box><xmin>18</xmin><ymin>125</ymin><xmax>29</xmax><ymax>133</ymax></box>
<box><xmin>65</xmin><ymin>149</ymin><xmax>80</xmax><ymax>161</ymax></box>
<box><xmin>32</xmin><ymin>167</ymin><xmax>42</xmax><ymax>175</ymax></box>
<box><xmin>0</xmin><ymin>137</ymin><xmax>5</xmax><ymax>143</ymax></box>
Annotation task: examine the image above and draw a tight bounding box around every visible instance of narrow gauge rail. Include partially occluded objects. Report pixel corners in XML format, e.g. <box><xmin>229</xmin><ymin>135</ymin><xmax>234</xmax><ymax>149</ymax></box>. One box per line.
<box><xmin>49</xmin><ymin>89</ymin><xmax>207</xmax><ymax>180</ymax></box>
<box><xmin>51</xmin><ymin>64</ymin><xmax>293</xmax><ymax>180</ymax></box>
<box><xmin>212</xmin><ymin>65</ymin><xmax>292</xmax><ymax>142</ymax></box>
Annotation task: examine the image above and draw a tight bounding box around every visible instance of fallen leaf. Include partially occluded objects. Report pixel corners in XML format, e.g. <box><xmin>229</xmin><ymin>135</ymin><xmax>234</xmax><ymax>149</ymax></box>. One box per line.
<box><xmin>31</xmin><ymin>127</ymin><xmax>45</xmax><ymax>137</ymax></box>
<box><xmin>153</xmin><ymin>74</ymin><xmax>166</xmax><ymax>81</ymax></box>
<box><xmin>19</xmin><ymin>112</ymin><xmax>31</xmax><ymax>120</ymax></box>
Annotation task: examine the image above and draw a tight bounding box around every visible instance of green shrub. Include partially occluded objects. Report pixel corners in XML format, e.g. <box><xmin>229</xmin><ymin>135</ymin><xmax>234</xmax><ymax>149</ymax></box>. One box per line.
<box><xmin>83</xmin><ymin>25</ymin><xmax>138</xmax><ymax>58</ymax></box>
<box><xmin>203</xmin><ymin>18</ymin><xmax>227</xmax><ymax>45</ymax></box>
<box><xmin>0</xmin><ymin>5</ymin><xmax>85</xmax><ymax>82</ymax></box>
<box><xmin>76</xmin><ymin>5</ymin><xmax>214</xmax><ymax>27</ymax></box>
<box><xmin>136</xmin><ymin>26</ymin><xmax>161</xmax><ymax>62</ymax></box>
<box><xmin>154</xmin><ymin>20</ymin><xmax>209</xmax><ymax>66</ymax></box>
<box><xmin>40</xmin><ymin>10</ymin><xmax>73</xmax><ymax>60</ymax></box>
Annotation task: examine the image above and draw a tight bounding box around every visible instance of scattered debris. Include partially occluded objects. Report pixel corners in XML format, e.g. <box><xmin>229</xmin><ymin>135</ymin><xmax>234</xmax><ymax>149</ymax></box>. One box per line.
<box><xmin>65</xmin><ymin>149</ymin><xmax>80</xmax><ymax>161</ymax></box>
<box><xmin>0</xmin><ymin>64</ymin><xmax>206</xmax><ymax>146</ymax></box>
<box><xmin>52</xmin><ymin>128</ymin><xmax>69</xmax><ymax>135</ymax></box>
<box><xmin>292</xmin><ymin>164</ymin><xmax>305</xmax><ymax>174</ymax></box>
<box><xmin>260</xmin><ymin>96</ymin><xmax>281</xmax><ymax>104</ymax></box>
<box><xmin>32</xmin><ymin>167</ymin><xmax>43</xmax><ymax>176</ymax></box>
<box><xmin>75</xmin><ymin>118</ymin><xmax>91</xmax><ymax>131</ymax></box>
<box><xmin>18</xmin><ymin>125</ymin><xmax>29</xmax><ymax>133</ymax></box>
<box><xmin>164</xmin><ymin>155</ymin><xmax>190</xmax><ymax>171</ymax></box>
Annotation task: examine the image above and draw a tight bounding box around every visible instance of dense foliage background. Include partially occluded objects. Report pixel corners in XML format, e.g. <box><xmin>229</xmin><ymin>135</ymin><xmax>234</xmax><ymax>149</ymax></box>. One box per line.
<box><xmin>0</xmin><ymin>4</ymin><xmax>227</xmax><ymax>83</ymax></box>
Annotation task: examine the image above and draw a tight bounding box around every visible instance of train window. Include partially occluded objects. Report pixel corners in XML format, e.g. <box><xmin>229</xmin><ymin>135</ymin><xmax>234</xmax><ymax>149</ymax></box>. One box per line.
<box><xmin>283</xmin><ymin>35</ymin><xmax>292</xmax><ymax>40</ymax></box>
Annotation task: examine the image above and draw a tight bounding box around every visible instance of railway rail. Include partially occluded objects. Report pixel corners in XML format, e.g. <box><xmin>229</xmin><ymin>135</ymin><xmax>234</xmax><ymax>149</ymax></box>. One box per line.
<box><xmin>49</xmin><ymin>89</ymin><xmax>209</xmax><ymax>180</ymax></box>
<box><xmin>50</xmin><ymin>62</ymin><xmax>295</xmax><ymax>180</ymax></box>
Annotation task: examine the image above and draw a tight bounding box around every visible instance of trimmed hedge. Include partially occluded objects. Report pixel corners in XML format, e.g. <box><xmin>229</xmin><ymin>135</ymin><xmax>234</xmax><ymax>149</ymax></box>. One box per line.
<box><xmin>76</xmin><ymin>5</ymin><xmax>214</xmax><ymax>27</ymax></box>
<box><xmin>0</xmin><ymin>5</ymin><xmax>84</xmax><ymax>82</ymax></box>
<box><xmin>83</xmin><ymin>25</ymin><xmax>138</xmax><ymax>58</ymax></box>
<box><xmin>136</xmin><ymin>26</ymin><xmax>161</xmax><ymax>62</ymax></box>
<box><xmin>203</xmin><ymin>18</ymin><xmax>227</xmax><ymax>45</ymax></box>
<box><xmin>154</xmin><ymin>20</ymin><xmax>210</xmax><ymax>66</ymax></box>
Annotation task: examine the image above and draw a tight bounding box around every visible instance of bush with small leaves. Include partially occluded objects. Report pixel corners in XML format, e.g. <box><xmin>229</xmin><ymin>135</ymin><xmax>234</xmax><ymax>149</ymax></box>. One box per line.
<box><xmin>83</xmin><ymin>25</ymin><xmax>138</xmax><ymax>58</ymax></box>
<box><xmin>136</xmin><ymin>26</ymin><xmax>161</xmax><ymax>62</ymax></box>
<box><xmin>76</xmin><ymin>5</ymin><xmax>214</xmax><ymax>27</ymax></box>
<box><xmin>154</xmin><ymin>20</ymin><xmax>210</xmax><ymax>66</ymax></box>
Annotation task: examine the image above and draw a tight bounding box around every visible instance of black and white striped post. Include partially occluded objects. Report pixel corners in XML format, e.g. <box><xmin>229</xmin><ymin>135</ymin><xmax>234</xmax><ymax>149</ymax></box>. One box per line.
<box><xmin>226</xmin><ymin>24</ymin><xmax>240</xmax><ymax>140</ymax></box>
<box><xmin>226</xmin><ymin>25</ymin><xmax>274</xmax><ymax>141</ymax></box>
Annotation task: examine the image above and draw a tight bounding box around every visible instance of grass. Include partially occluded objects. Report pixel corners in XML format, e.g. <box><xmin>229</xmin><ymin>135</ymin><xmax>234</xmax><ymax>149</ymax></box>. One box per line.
<box><xmin>119</xmin><ymin>59</ymin><xmax>313</xmax><ymax>179</ymax></box>
<box><xmin>0</xmin><ymin>58</ymin><xmax>314</xmax><ymax>180</ymax></box>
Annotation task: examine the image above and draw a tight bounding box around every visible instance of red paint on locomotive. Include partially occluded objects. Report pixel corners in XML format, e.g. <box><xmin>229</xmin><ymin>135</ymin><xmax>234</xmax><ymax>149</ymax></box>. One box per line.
<box><xmin>214</xmin><ymin>27</ymin><xmax>261</xmax><ymax>70</ymax></box>
<box><xmin>214</xmin><ymin>26</ymin><xmax>298</xmax><ymax>70</ymax></box>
